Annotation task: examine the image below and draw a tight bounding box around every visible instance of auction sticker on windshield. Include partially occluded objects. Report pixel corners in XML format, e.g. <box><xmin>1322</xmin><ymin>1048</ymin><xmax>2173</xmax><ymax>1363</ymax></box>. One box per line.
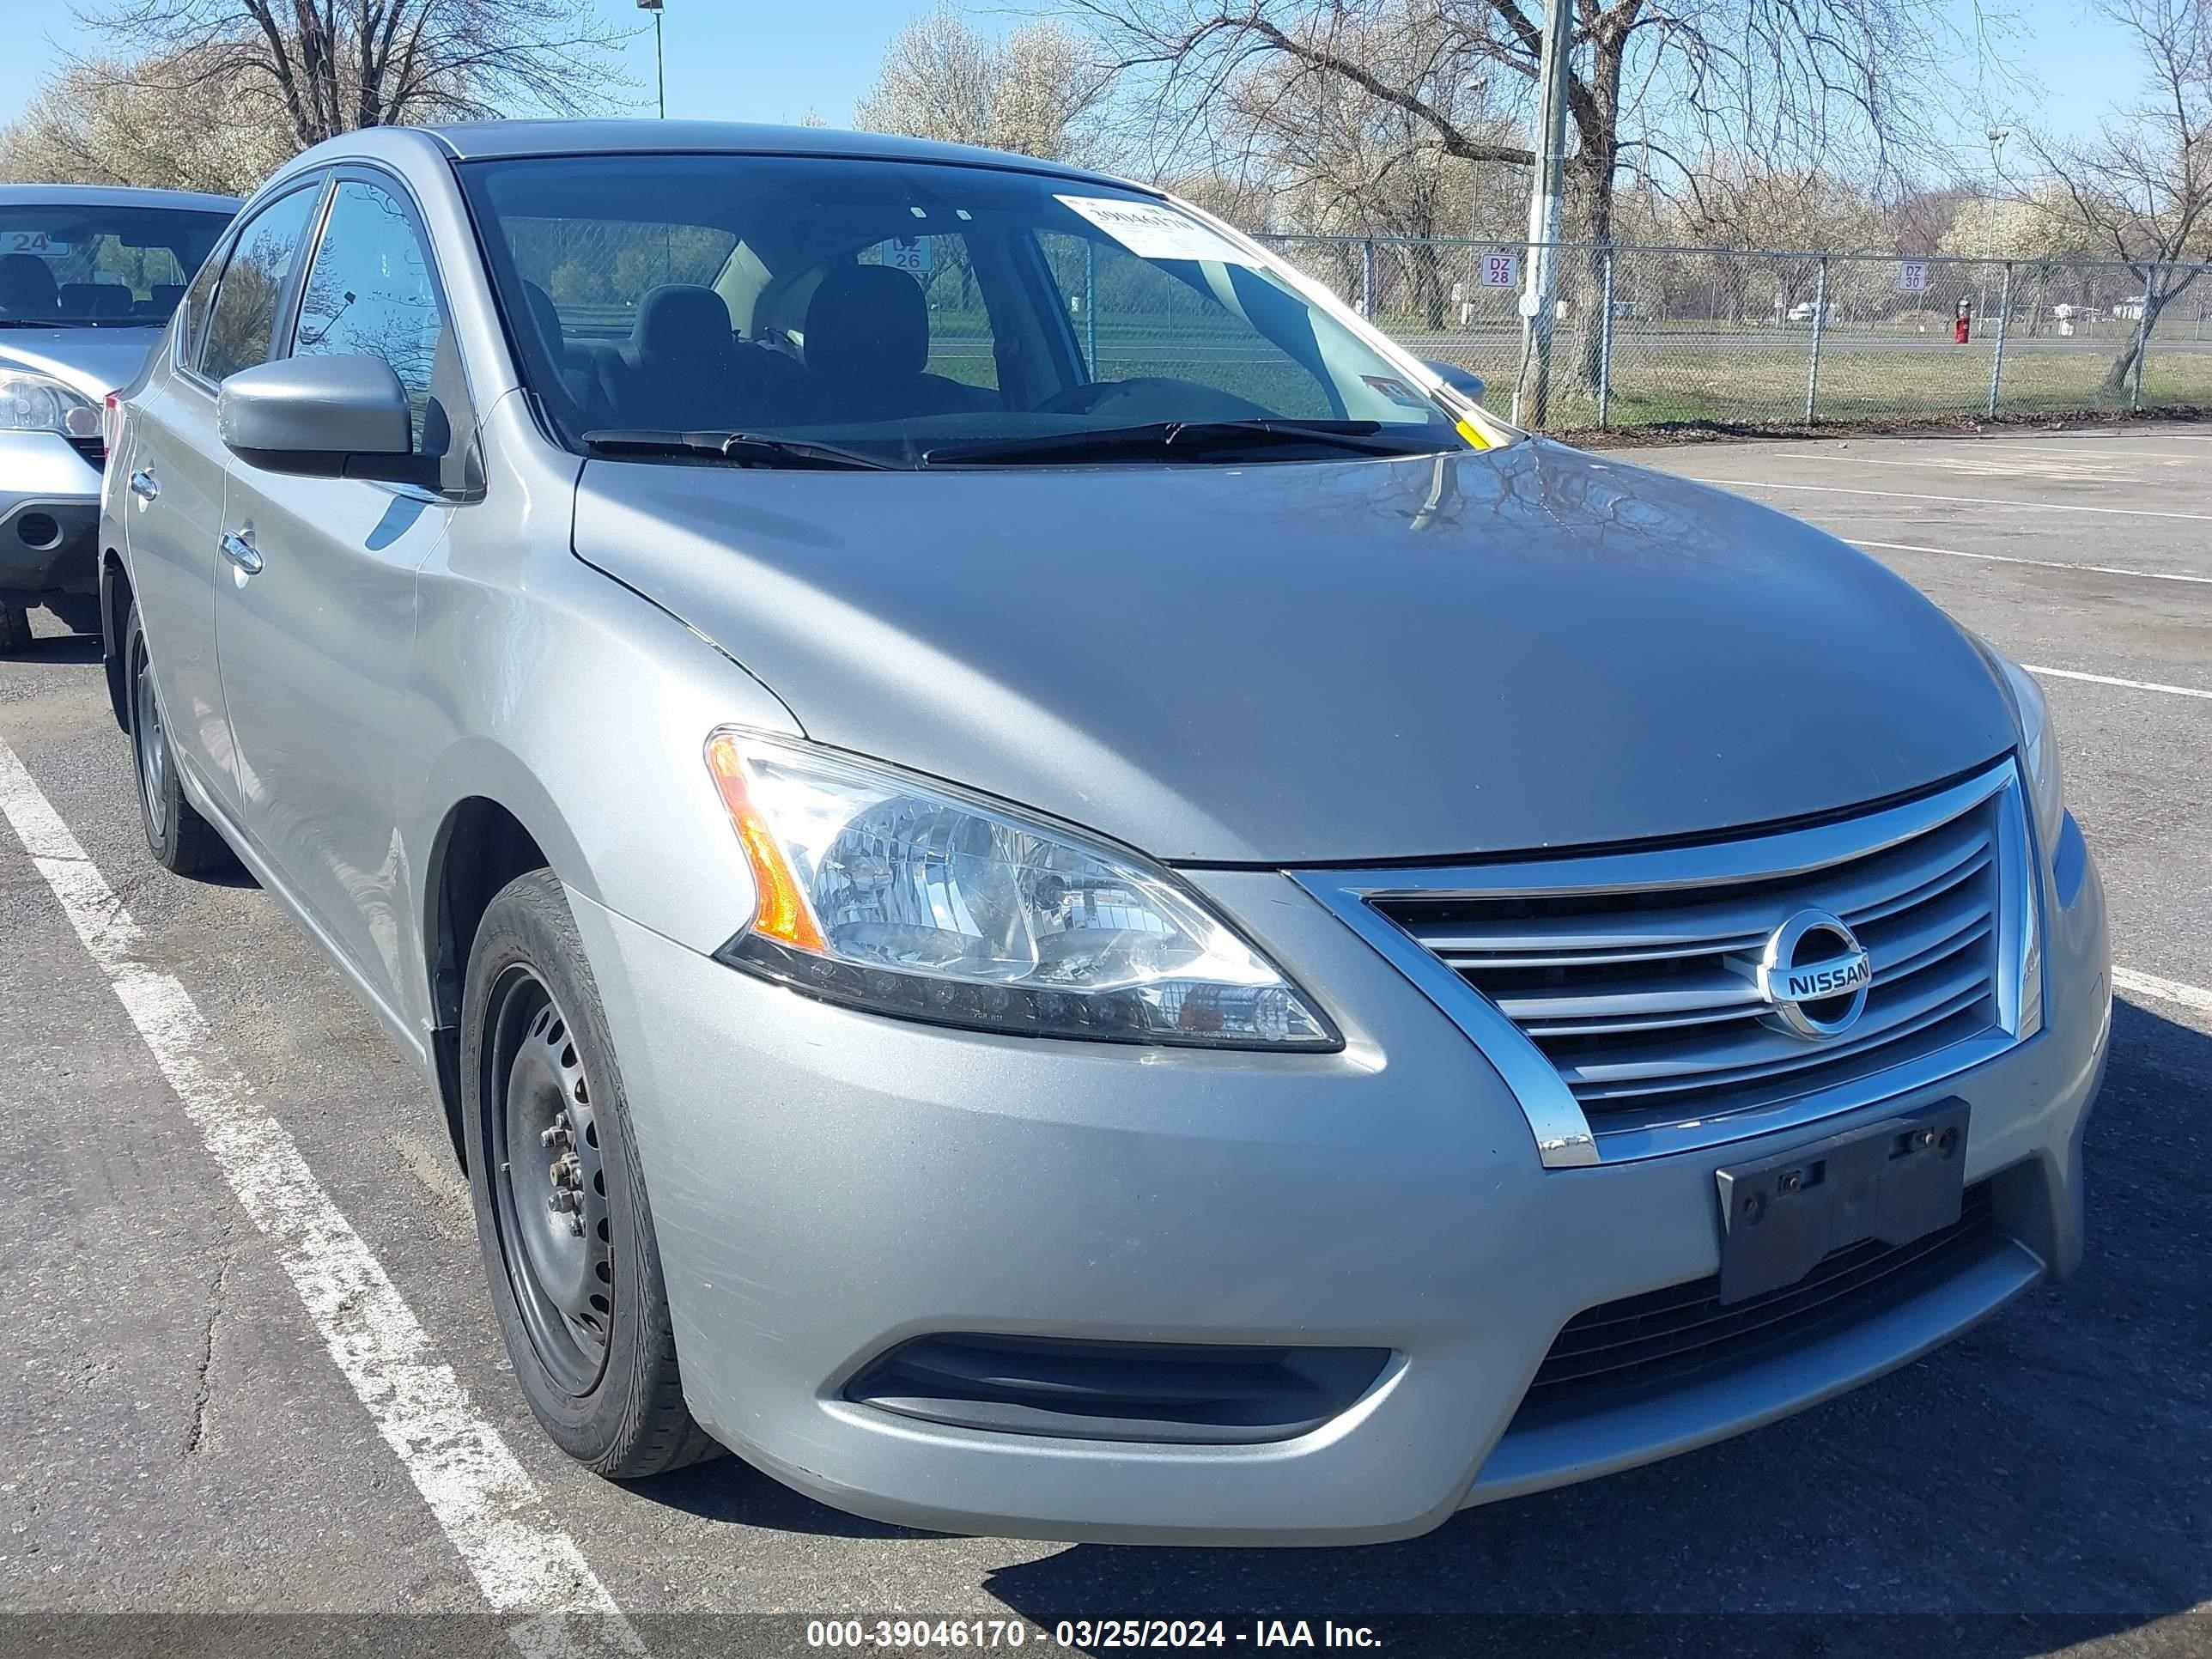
<box><xmin>1054</xmin><ymin>196</ymin><xmax>1253</xmax><ymax>264</ymax></box>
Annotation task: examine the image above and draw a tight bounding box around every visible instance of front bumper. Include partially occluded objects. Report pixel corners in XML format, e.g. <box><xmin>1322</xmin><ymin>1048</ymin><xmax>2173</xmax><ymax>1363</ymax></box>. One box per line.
<box><xmin>569</xmin><ymin>817</ymin><xmax>2108</xmax><ymax>1546</ymax></box>
<box><xmin>0</xmin><ymin>431</ymin><xmax>101</xmax><ymax>605</ymax></box>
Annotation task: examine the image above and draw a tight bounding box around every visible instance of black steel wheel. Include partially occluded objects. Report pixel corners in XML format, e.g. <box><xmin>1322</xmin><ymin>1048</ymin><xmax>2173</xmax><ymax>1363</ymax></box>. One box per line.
<box><xmin>461</xmin><ymin>868</ymin><xmax>717</xmax><ymax>1478</ymax></box>
<box><xmin>124</xmin><ymin>599</ymin><xmax>232</xmax><ymax>875</ymax></box>
<box><xmin>483</xmin><ymin>966</ymin><xmax>614</xmax><ymax>1395</ymax></box>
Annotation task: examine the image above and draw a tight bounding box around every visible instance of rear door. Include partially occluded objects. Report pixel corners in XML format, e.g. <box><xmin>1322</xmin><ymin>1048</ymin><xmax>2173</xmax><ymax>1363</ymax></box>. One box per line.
<box><xmin>214</xmin><ymin>169</ymin><xmax>462</xmax><ymax>1004</ymax></box>
<box><xmin>120</xmin><ymin>178</ymin><xmax>325</xmax><ymax>813</ymax></box>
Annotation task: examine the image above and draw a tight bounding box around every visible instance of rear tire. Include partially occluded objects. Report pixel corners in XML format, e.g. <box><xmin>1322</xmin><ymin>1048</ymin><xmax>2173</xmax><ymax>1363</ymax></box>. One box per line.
<box><xmin>461</xmin><ymin>868</ymin><xmax>717</xmax><ymax>1479</ymax></box>
<box><xmin>0</xmin><ymin>605</ymin><xmax>28</xmax><ymax>653</ymax></box>
<box><xmin>125</xmin><ymin>599</ymin><xmax>233</xmax><ymax>875</ymax></box>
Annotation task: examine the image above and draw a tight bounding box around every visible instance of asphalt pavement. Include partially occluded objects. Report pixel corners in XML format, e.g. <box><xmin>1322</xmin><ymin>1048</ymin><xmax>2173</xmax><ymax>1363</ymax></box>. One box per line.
<box><xmin>2</xmin><ymin>425</ymin><xmax>2207</xmax><ymax>1659</ymax></box>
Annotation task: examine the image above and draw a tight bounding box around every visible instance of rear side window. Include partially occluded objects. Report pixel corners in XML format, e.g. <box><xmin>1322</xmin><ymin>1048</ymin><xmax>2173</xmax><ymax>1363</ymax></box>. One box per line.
<box><xmin>199</xmin><ymin>185</ymin><xmax>321</xmax><ymax>383</ymax></box>
<box><xmin>290</xmin><ymin>179</ymin><xmax>453</xmax><ymax>450</ymax></box>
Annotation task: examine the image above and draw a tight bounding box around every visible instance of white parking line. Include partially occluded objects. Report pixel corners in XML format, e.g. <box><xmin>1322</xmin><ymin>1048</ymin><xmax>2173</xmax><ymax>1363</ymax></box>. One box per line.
<box><xmin>2021</xmin><ymin>665</ymin><xmax>2212</xmax><ymax>701</ymax></box>
<box><xmin>0</xmin><ymin>736</ymin><xmax>642</xmax><ymax>1659</ymax></box>
<box><xmin>2114</xmin><ymin>968</ymin><xmax>2212</xmax><ymax>1017</ymax></box>
<box><xmin>1685</xmin><ymin>477</ymin><xmax>2212</xmax><ymax>521</ymax></box>
<box><xmin>1850</xmin><ymin>539</ymin><xmax>2212</xmax><ymax>586</ymax></box>
<box><xmin>1943</xmin><ymin>440</ymin><xmax>2212</xmax><ymax>463</ymax></box>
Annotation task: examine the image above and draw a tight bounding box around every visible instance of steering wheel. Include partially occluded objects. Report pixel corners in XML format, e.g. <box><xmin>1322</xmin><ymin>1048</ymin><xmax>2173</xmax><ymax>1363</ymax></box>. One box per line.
<box><xmin>1030</xmin><ymin>377</ymin><xmax>1273</xmax><ymax>422</ymax></box>
<box><xmin>1031</xmin><ymin>380</ymin><xmax>1122</xmax><ymax>416</ymax></box>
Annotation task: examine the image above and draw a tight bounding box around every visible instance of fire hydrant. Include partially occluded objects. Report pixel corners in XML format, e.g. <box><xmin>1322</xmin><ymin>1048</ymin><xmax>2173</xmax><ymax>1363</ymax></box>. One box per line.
<box><xmin>1955</xmin><ymin>294</ymin><xmax>1972</xmax><ymax>344</ymax></box>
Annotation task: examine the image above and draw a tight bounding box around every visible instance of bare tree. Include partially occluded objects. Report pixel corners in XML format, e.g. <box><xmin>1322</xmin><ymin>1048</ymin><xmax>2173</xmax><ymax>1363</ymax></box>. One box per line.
<box><xmin>0</xmin><ymin>49</ymin><xmax>294</xmax><ymax>192</ymax></box>
<box><xmin>74</xmin><ymin>0</ymin><xmax>629</xmax><ymax>152</ymax></box>
<box><xmin>2027</xmin><ymin>0</ymin><xmax>2210</xmax><ymax>397</ymax></box>
<box><xmin>854</xmin><ymin>8</ymin><xmax>1114</xmax><ymax>164</ymax></box>
<box><xmin>1072</xmin><ymin>0</ymin><xmax>1972</xmax><ymax>386</ymax></box>
<box><xmin>1212</xmin><ymin>12</ymin><xmax>1523</xmax><ymax>324</ymax></box>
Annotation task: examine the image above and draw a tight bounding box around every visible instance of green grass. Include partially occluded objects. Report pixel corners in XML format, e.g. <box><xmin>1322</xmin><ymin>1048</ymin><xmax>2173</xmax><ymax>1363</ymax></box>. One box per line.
<box><xmin>1408</xmin><ymin>328</ymin><xmax>2212</xmax><ymax>430</ymax></box>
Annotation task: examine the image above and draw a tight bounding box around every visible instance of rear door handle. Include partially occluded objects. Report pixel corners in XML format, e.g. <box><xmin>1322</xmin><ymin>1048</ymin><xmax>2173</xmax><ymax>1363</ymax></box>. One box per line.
<box><xmin>218</xmin><ymin>529</ymin><xmax>264</xmax><ymax>575</ymax></box>
<box><xmin>129</xmin><ymin>469</ymin><xmax>159</xmax><ymax>502</ymax></box>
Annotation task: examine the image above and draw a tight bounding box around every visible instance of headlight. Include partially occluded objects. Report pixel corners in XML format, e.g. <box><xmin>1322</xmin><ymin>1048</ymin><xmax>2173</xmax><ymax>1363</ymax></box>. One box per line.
<box><xmin>0</xmin><ymin>370</ymin><xmax>102</xmax><ymax>441</ymax></box>
<box><xmin>702</xmin><ymin>731</ymin><xmax>1338</xmax><ymax>1049</ymax></box>
<box><xmin>1988</xmin><ymin>650</ymin><xmax>2065</xmax><ymax>853</ymax></box>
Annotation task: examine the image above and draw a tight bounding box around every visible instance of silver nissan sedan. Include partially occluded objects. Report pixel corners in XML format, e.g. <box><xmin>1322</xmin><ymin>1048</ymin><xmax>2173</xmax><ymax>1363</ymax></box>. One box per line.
<box><xmin>100</xmin><ymin>121</ymin><xmax>2111</xmax><ymax>1546</ymax></box>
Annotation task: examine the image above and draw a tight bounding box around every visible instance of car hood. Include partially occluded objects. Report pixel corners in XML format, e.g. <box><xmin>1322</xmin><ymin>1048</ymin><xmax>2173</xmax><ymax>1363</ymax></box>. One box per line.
<box><xmin>572</xmin><ymin>440</ymin><xmax>2014</xmax><ymax>864</ymax></box>
<box><xmin>0</xmin><ymin>327</ymin><xmax>166</xmax><ymax>401</ymax></box>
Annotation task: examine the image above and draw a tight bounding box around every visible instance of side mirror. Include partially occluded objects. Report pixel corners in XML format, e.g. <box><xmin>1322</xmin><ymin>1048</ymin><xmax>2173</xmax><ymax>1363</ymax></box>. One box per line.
<box><xmin>218</xmin><ymin>356</ymin><xmax>435</xmax><ymax>488</ymax></box>
<box><xmin>1420</xmin><ymin>359</ymin><xmax>1486</xmax><ymax>404</ymax></box>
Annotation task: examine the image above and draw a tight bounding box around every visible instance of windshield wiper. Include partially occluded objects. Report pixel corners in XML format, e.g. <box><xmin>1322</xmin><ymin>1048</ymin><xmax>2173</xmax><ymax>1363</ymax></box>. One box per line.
<box><xmin>0</xmin><ymin>318</ymin><xmax>66</xmax><ymax>329</ymax></box>
<box><xmin>923</xmin><ymin>419</ymin><xmax>1446</xmax><ymax>466</ymax></box>
<box><xmin>581</xmin><ymin>428</ymin><xmax>901</xmax><ymax>471</ymax></box>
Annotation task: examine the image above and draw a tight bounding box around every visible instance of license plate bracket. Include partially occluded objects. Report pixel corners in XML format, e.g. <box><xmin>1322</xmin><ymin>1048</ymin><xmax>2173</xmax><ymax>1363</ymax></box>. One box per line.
<box><xmin>1713</xmin><ymin>1100</ymin><xmax>1970</xmax><ymax>1305</ymax></box>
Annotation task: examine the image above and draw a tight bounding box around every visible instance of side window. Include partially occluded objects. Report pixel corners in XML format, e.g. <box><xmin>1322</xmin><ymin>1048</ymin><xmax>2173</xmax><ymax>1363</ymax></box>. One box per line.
<box><xmin>1035</xmin><ymin>230</ymin><xmax>1334</xmax><ymax>418</ymax></box>
<box><xmin>199</xmin><ymin>185</ymin><xmax>321</xmax><ymax>383</ymax></box>
<box><xmin>173</xmin><ymin>248</ymin><xmax>224</xmax><ymax>368</ymax></box>
<box><xmin>291</xmin><ymin>180</ymin><xmax>453</xmax><ymax>452</ymax></box>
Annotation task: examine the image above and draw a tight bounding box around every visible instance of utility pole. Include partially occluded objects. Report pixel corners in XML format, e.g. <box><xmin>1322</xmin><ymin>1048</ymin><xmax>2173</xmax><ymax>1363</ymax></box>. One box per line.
<box><xmin>1513</xmin><ymin>0</ymin><xmax>1572</xmax><ymax>428</ymax></box>
<box><xmin>638</xmin><ymin>0</ymin><xmax>665</xmax><ymax>118</ymax></box>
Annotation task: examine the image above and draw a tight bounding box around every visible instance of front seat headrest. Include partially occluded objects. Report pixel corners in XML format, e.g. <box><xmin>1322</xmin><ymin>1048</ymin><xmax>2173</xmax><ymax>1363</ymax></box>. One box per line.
<box><xmin>0</xmin><ymin>253</ymin><xmax>58</xmax><ymax>315</ymax></box>
<box><xmin>629</xmin><ymin>283</ymin><xmax>734</xmax><ymax>359</ymax></box>
<box><xmin>805</xmin><ymin>264</ymin><xmax>929</xmax><ymax>384</ymax></box>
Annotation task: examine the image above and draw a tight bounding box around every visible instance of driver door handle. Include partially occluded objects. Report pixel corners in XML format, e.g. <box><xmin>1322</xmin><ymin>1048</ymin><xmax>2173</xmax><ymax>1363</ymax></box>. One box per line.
<box><xmin>129</xmin><ymin>469</ymin><xmax>159</xmax><ymax>502</ymax></box>
<box><xmin>218</xmin><ymin>529</ymin><xmax>264</xmax><ymax>576</ymax></box>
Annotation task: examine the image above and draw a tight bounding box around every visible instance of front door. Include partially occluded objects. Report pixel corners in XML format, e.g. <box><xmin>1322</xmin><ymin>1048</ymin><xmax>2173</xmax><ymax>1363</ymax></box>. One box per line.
<box><xmin>123</xmin><ymin>180</ymin><xmax>325</xmax><ymax>811</ymax></box>
<box><xmin>216</xmin><ymin>174</ymin><xmax>462</xmax><ymax>1005</ymax></box>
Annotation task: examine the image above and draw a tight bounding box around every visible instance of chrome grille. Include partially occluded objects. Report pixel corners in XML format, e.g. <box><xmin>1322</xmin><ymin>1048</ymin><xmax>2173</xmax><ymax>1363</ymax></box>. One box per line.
<box><xmin>1380</xmin><ymin>794</ymin><xmax>2000</xmax><ymax>1127</ymax></box>
<box><xmin>1297</xmin><ymin>759</ymin><xmax>2037</xmax><ymax>1167</ymax></box>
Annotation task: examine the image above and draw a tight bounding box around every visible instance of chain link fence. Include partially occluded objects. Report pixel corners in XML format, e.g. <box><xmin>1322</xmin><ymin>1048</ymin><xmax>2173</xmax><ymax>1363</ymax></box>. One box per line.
<box><xmin>1255</xmin><ymin>234</ymin><xmax>2212</xmax><ymax>433</ymax></box>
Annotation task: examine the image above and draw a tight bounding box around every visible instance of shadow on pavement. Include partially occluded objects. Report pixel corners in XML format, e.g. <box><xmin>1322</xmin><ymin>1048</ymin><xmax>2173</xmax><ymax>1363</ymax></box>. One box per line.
<box><xmin>1</xmin><ymin>632</ymin><xmax>102</xmax><ymax>667</ymax></box>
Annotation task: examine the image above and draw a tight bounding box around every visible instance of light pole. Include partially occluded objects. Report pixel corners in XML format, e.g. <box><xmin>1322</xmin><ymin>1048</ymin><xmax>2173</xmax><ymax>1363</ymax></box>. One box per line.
<box><xmin>1460</xmin><ymin>72</ymin><xmax>1492</xmax><ymax>240</ymax></box>
<box><xmin>638</xmin><ymin>0</ymin><xmax>665</xmax><ymax>118</ymax></box>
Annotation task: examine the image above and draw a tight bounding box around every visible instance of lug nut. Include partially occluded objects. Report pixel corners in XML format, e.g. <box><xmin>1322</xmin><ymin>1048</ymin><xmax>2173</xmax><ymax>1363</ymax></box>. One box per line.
<box><xmin>548</xmin><ymin>1190</ymin><xmax>580</xmax><ymax>1214</ymax></box>
<box><xmin>540</xmin><ymin>1114</ymin><xmax>573</xmax><ymax>1151</ymax></box>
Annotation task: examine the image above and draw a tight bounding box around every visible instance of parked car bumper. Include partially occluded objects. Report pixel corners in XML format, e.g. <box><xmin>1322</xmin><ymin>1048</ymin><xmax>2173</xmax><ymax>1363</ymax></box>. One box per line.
<box><xmin>568</xmin><ymin>825</ymin><xmax>2108</xmax><ymax>1547</ymax></box>
<box><xmin>0</xmin><ymin>431</ymin><xmax>101</xmax><ymax>605</ymax></box>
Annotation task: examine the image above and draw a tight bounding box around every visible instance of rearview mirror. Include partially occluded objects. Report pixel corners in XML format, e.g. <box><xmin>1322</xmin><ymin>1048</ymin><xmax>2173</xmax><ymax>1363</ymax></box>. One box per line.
<box><xmin>218</xmin><ymin>356</ymin><xmax>435</xmax><ymax>488</ymax></box>
<box><xmin>1420</xmin><ymin>360</ymin><xmax>1486</xmax><ymax>404</ymax></box>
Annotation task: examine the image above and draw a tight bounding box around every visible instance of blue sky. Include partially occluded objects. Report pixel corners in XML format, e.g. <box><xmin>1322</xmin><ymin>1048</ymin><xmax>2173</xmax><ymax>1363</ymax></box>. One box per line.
<box><xmin>0</xmin><ymin>0</ymin><xmax>2150</xmax><ymax>165</ymax></box>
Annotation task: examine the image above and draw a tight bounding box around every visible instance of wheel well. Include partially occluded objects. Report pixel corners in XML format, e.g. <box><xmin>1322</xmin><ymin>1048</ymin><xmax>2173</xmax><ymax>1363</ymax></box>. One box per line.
<box><xmin>428</xmin><ymin>798</ymin><xmax>550</xmax><ymax>1167</ymax></box>
<box><xmin>100</xmin><ymin>552</ymin><xmax>131</xmax><ymax>732</ymax></box>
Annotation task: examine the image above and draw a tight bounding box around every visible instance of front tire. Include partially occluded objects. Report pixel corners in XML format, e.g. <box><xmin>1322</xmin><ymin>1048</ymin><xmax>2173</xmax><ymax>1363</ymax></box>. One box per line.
<box><xmin>461</xmin><ymin>868</ymin><xmax>716</xmax><ymax>1478</ymax></box>
<box><xmin>0</xmin><ymin>604</ymin><xmax>28</xmax><ymax>653</ymax></box>
<box><xmin>125</xmin><ymin>599</ymin><xmax>232</xmax><ymax>875</ymax></box>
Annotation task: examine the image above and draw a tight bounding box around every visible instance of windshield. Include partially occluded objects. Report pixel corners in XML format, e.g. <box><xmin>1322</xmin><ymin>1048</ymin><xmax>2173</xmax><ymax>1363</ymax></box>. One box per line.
<box><xmin>0</xmin><ymin>203</ymin><xmax>234</xmax><ymax>326</ymax></box>
<box><xmin>458</xmin><ymin>153</ymin><xmax>1474</xmax><ymax>466</ymax></box>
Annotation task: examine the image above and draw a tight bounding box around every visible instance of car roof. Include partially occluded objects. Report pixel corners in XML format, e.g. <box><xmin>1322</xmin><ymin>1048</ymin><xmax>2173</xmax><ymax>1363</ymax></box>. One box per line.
<box><xmin>410</xmin><ymin>118</ymin><xmax>1146</xmax><ymax>194</ymax></box>
<box><xmin>0</xmin><ymin>182</ymin><xmax>241</xmax><ymax>213</ymax></box>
